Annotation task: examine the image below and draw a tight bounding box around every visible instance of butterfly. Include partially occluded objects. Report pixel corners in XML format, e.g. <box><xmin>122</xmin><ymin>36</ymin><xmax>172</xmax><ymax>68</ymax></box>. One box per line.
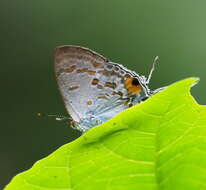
<box><xmin>40</xmin><ymin>45</ymin><xmax>164</xmax><ymax>133</ymax></box>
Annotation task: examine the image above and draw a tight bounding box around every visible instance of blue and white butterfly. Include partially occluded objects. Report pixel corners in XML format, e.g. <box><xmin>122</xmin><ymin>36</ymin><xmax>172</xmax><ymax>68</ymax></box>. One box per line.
<box><xmin>51</xmin><ymin>45</ymin><xmax>163</xmax><ymax>132</ymax></box>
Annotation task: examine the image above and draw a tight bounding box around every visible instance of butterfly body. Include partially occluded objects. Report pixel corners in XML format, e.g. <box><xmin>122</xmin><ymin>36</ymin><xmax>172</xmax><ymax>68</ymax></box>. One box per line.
<box><xmin>54</xmin><ymin>46</ymin><xmax>157</xmax><ymax>132</ymax></box>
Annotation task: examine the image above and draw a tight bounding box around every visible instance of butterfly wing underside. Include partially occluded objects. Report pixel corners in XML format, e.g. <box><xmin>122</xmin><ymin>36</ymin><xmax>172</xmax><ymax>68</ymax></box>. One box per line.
<box><xmin>54</xmin><ymin>46</ymin><xmax>143</xmax><ymax>129</ymax></box>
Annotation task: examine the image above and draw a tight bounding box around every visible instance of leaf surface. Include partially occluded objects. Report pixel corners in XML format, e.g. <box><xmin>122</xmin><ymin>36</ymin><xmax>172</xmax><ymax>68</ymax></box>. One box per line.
<box><xmin>5</xmin><ymin>78</ymin><xmax>206</xmax><ymax>190</ymax></box>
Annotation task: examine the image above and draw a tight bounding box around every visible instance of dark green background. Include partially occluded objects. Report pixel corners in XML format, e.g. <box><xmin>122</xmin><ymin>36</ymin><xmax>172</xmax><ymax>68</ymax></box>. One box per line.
<box><xmin>1</xmin><ymin>0</ymin><xmax>206</xmax><ymax>188</ymax></box>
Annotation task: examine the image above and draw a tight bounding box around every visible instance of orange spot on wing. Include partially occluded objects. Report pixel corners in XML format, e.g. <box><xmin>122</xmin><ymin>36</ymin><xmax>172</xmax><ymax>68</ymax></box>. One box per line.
<box><xmin>124</xmin><ymin>77</ymin><xmax>142</xmax><ymax>95</ymax></box>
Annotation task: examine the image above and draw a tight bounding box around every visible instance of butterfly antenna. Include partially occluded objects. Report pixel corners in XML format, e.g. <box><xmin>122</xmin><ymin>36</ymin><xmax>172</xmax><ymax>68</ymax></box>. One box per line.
<box><xmin>146</xmin><ymin>56</ymin><xmax>159</xmax><ymax>84</ymax></box>
<box><xmin>36</xmin><ymin>113</ymin><xmax>71</xmax><ymax>121</ymax></box>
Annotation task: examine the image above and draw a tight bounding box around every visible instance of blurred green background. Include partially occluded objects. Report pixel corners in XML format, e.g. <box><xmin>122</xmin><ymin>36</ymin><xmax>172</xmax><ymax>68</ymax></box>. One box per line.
<box><xmin>1</xmin><ymin>0</ymin><xmax>206</xmax><ymax>188</ymax></box>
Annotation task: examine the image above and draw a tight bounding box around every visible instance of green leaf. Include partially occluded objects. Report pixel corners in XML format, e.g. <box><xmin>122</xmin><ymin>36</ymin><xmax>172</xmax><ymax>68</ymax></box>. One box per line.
<box><xmin>5</xmin><ymin>78</ymin><xmax>206</xmax><ymax>190</ymax></box>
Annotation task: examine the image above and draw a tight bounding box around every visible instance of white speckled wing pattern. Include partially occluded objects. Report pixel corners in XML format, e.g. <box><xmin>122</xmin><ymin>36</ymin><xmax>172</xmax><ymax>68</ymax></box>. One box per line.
<box><xmin>54</xmin><ymin>45</ymin><xmax>149</xmax><ymax>132</ymax></box>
